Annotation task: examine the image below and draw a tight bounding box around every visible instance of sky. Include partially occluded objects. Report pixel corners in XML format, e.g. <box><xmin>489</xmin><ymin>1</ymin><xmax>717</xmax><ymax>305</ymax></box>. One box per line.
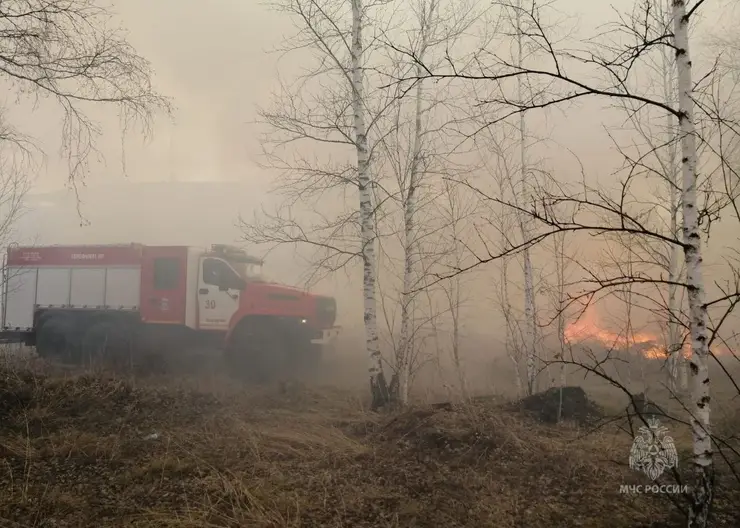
<box><xmin>14</xmin><ymin>0</ymin><xmax>727</xmax><ymax>195</ymax></box>
<box><xmin>17</xmin><ymin>0</ymin><xmax>617</xmax><ymax>194</ymax></box>
<box><xmin>16</xmin><ymin>0</ymin><xmax>295</xmax><ymax>193</ymax></box>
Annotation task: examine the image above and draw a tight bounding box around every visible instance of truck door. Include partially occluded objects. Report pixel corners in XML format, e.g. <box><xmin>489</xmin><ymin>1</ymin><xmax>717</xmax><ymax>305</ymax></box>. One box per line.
<box><xmin>198</xmin><ymin>257</ymin><xmax>242</xmax><ymax>331</ymax></box>
<box><xmin>140</xmin><ymin>246</ymin><xmax>187</xmax><ymax>324</ymax></box>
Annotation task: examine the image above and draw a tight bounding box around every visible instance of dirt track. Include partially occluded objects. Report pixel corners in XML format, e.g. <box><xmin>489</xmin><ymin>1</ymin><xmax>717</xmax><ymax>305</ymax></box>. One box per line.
<box><xmin>0</xmin><ymin>360</ymin><xmax>738</xmax><ymax>527</ymax></box>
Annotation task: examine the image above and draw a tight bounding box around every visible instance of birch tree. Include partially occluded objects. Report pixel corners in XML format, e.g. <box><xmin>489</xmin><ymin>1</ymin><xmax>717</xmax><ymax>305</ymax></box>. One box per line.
<box><xmin>511</xmin><ymin>0</ymin><xmax>538</xmax><ymax>396</ymax></box>
<box><xmin>436</xmin><ymin>177</ymin><xmax>481</xmax><ymax>400</ymax></box>
<box><xmin>382</xmin><ymin>0</ymin><xmax>439</xmax><ymax>407</ymax></box>
<box><xmin>673</xmin><ymin>4</ymin><xmax>713</xmax><ymax>520</ymax></box>
<box><xmin>550</xmin><ymin>230</ymin><xmax>570</xmax><ymax>419</ymax></box>
<box><xmin>351</xmin><ymin>0</ymin><xmax>387</xmax><ymax>409</ymax></box>
<box><xmin>372</xmin><ymin>0</ymin><xmax>480</xmax><ymax>406</ymax></box>
<box><xmin>244</xmin><ymin>0</ymin><xmax>403</xmax><ymax>409</ymax></box>
<box><xmin>612</xmin><ymin>0</ymin><xmax>687</xmax><ymax>392</ymax></box>
<box><xmin>390</xmin><ymin>0</ymin><xmax>737</xmax><ymax>523</ymax></box>
<box><xmin>476</xmin><ymin>120</ymin><xmax>529</xmax><ymax>395</ymax></box>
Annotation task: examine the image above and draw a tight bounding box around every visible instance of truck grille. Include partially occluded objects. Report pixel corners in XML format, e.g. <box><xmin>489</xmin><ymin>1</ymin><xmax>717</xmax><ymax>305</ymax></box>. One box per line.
<box><xmin>316</xmin><ymin>297</ymin><xmax>336</xmax><ymax>327</ymax></box>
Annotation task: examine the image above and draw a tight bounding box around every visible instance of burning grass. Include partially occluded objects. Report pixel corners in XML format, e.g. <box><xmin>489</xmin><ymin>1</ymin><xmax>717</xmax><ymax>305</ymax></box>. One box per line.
<box><xmin>0</xmin><ymin>363</ymin><xmax>738</xmax><ymax>527</ymax></box>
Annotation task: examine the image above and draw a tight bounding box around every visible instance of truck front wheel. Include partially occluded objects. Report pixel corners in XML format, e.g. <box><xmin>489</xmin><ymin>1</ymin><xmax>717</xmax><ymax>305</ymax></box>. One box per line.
<box><xmin>286</xmin><ymin>342</ymin><xmax>322</xmax><ymax>378</ymax></box>
<box><xmin>225</xmin><ymin>320</ymin><xmax>286</xmax><ymax>383</ymax></box>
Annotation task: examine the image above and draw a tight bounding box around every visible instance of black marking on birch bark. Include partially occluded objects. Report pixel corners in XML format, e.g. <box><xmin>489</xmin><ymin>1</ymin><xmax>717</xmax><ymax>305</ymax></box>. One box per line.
<box><xmin>697</xmin><ymin>395</ymin><xmax>710</xmax><ymax>408</ymax></box>
<box><xmin>676</xmin><ymin>48</ymin><xmax>686</xmax><ymax>58</ymax></box>
<box><xmin>702</xmin><ymin>377</ymin><xmax>709</xmax><ymax>384</ymax></box>
<box><xmin>690</xmin><ymin>362</ymin><xmax>699</xmax><ymax>374</ymax></box>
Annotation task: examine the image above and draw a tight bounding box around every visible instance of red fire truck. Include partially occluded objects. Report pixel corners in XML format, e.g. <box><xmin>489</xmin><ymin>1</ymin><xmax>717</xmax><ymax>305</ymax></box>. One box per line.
<box><xmin>0</xmin><ymin>243</ymin><xmax>340</xmax><ymax>379</ymax></box>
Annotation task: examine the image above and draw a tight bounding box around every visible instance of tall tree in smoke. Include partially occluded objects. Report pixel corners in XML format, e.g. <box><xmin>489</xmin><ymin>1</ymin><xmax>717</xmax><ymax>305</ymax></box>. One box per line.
<box><xmin>378</xmin><ymin>0</ymin><xmax>479</xmax><ymax>405</ymax></box>
<box><xmin>672</xmin><ymin>0</ymin><xmax>712</xmax><ymax>522</ymax></box>
<box><xmin>660</xmin><ymin>0</ymin><xmax>685</xmax><ymax>392</ymax></box>
<box><xmin>390</xmin><ymin>0</ymin><xmax>437</xmax><ymax>406</ymax></box>
<box><xmin>513</xmin><ymin>0</ymin><xmax>538</xmax><ymax>396</ymax></box>
<box><xmin>612</xmin><ymin>0</ymin><xmax>687</xmax><ymax>392</ymax></box>
<box><xmin>350</xmin><ymin>0</ymin><xmax>389</xmax><ymax>408</ymax></box>
<box><xmin>244</xmin><ymin>0</ymin><xmax>400</xmax><ymax>409</ymax></box>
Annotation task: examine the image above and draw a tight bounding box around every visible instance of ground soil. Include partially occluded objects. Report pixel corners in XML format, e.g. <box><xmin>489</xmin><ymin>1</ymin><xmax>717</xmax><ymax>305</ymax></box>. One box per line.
<box><xmin>0</xmin><ymin>360</ymin><xmax>738</xmax><ymax>527</ymax></box>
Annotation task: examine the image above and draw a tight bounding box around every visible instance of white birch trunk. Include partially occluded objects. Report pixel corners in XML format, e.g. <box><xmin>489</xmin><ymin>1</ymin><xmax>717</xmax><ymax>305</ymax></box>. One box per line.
<box><xmin>624</xmin><ymin>254</ymin><xmax>634</xmax><ymax>389</ymax></box>
<box><xmin>450</xmin><ymin>194</ymin><xmax>467</xmax><ymax>399</ymax></box>
<box><xmin>672</xmin><ymin>1</ymin><xmax>713</xmax><ymax>524</ymax></box>
<box><xmin>501</xmin><ymin>254</ymin><xmax>522</xmax><ymax>398</ymax></box>
<box><xmin>515</xmin><ymin>2</ymin><xmax>537</xmax><ymax>396</ymax></box>
<box><xmin>555</xmin><ymin>232</ymin><xmax>567</xmax><ymax>421</ymax></box>
<box><xmin>351</xmin><ymin>0</ymin><xmax>388</xmax><ymax>410</ymax></box>
<box><xmin>451</xmin><ymin>271</ymin><xmax>466</xmax><ymax>400</ymax></box>
<box><xmin>395</xmin><ymin>0</ymin><xmax>435</xmax><ymax>407</ymax></box>
<box><xmin>661</xmin><ymin>0</ymin><xmax>685</xmax><ymax>394</ymax></box>
<box><xmin>667</xmin><ymin>164</ymin><xmax>683</xmax><ymax>392</ymax></box>
<box><xmin>395</xmin><ymin>99</ymin><xmax>418</xmax><ymax>405</ymax></box>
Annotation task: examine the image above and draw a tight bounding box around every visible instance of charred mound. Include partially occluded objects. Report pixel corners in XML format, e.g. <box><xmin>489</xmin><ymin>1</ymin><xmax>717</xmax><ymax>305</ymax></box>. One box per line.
<box><xmin>515</xmin><ymin>386</ymin><xmax>603</xmax><ymax>425</ymax></box>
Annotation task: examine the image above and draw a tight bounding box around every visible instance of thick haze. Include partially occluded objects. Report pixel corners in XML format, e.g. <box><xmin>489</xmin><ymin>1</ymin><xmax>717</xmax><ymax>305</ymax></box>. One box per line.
<box><xmin>8</xmin><ymin>0</ymin><xmax>738</xmax><ymax>347</ymax></box>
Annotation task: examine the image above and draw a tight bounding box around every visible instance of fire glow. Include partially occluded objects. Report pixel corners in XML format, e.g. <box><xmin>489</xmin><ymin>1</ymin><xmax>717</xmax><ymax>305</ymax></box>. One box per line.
<box><xmin>563</xmin><ymin>307</ymin><xmax>692</xmax><ymax>360</ymax></box>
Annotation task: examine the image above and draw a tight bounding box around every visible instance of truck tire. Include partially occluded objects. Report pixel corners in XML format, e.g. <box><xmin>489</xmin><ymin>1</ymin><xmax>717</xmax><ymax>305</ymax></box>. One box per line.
<box><xmin>80</xmin><ymin>321</ymin><xmax>131</xmax><ymax>368</ymax></box>
<box><xmin>286</xmin><ymin>342</ymin><xmax>322</xmax><ymax>378</ymax></box>
<box><xmin>36</xmin><ymin>315</ymin><xmax>78</xmax><ymax>363</ymax></box>
<box><xmin>226</xmin><ymin>320</ymin><xmax>286</xmax><ymax>383</ymax></box>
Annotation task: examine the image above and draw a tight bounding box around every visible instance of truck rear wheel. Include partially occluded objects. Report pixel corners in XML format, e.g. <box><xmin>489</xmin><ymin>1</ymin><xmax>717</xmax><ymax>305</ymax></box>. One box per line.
<box><xmin>80</xmin><ymin>321</ymin><xmax>131</xmax><ymax>368</ymax></box>
<box><xmin>36</xmin><ymin>315</ymin><xmax>78</xmax><ymax>363</ymax></box>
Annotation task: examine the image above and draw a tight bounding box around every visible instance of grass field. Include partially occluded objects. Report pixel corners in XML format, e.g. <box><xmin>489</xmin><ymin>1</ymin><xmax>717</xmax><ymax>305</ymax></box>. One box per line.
<box><xmin>0</xmin><ymin>348</ymin><xmax>738</xmax><ymax>527</ymax></box>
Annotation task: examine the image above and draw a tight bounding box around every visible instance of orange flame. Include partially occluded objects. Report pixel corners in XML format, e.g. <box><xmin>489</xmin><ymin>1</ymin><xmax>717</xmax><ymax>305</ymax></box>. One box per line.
<box><xmin>562</xmin><ymin>307</ymin><xmax>734</xmax><ymax>360</ymax></box>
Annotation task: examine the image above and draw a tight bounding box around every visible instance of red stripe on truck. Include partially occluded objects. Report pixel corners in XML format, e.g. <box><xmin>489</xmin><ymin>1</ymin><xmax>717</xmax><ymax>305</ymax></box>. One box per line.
<box><xmin>7</xmin><ymin>245</ymin><xmax>144</xmax><ymax>266</ymax></box>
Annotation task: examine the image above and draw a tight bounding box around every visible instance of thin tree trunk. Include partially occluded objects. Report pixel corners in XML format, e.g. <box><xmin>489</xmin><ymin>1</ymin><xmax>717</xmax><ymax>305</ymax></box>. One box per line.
<box><xmin>661</xmin><ymin>0</ymin><xmax>684</xmax><ymax>394</ymax></box>
<box><xmin>515</xmin><ymin>1</ymin><xmax>537</xmax><ymax>396</ymax></box>
<box><xmin>501</xmin><ymin>253</ymin><xmax>522</xmax><ymax>398</ymax></box>
<box><xmin>624</xmin><ymin>251</ymin><xmax>635</xmax><ymax>389</ymax></box>
<box><xmin>451</xmin><ymin>213</ymin><xmax>466</xmax><ymax>400</ymax></box>
<box><xmin>451</xmin><ymin>271</ymin><xmax>466</xmax><ymax>400</ymax></box>
<box><xmin>555</xmin><ymin>233</ymin><xmax>567</xmax><ymax>421</ymax></box>
<box><xmin>395</xmin><ymin>0</ymin><xmax>436</xmax><ymax>407</ymax></box>
<box><xmin>673</xmin><ymin>1</ymin><xmax>713</xmax><ymax>524</ymax></box>
<box><xmin>351</xmin><ymin>0</ymin><xmax>388</xmax><ymax>410</ymax></box>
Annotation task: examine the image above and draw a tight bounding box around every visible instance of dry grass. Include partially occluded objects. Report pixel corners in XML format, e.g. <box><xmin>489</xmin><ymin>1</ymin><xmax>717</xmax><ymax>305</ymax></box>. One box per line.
<box><xmin>0</xmin><ymin>353</ymin><xmax>738</xmax><ymax>527</ymax></box>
